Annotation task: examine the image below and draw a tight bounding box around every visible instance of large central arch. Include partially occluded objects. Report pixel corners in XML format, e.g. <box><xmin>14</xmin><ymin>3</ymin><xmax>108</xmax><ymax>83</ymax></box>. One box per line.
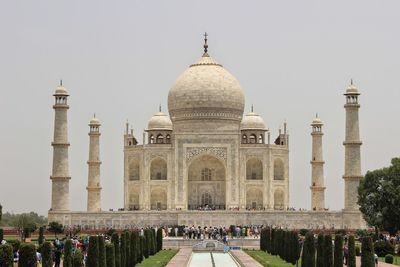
<box><xmin>187</xmin><ymin>154</ymin><xmax>226</xmax><ymax>210</ymax></box>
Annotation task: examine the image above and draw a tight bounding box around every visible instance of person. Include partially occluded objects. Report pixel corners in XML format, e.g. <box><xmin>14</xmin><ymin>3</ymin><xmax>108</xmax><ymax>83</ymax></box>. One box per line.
<box><xmin>54</xmin><ymin>248</ymin><xmax>62</xmax><ymax>267</ymax></box>
<box><xmin>374</xmin><ymin>253</ymin><xmax>378</xmax><ymax>265</ymax></box>
<box><xmin>36</xmin><ymin>249</ymin><xmax>42</xmax><ymax>264</ymax></box>
<box><xmin>343</xmin><ymin>244</ymin><xmax>348</xmax><ymax>265</ymax></box>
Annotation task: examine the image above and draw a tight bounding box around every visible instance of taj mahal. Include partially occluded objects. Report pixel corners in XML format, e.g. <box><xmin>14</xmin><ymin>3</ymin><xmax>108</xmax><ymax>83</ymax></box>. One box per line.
<box><xmin>48</xmin><ymin>35</ymin><xmax>367</xmax><ymax>229</ymax></box>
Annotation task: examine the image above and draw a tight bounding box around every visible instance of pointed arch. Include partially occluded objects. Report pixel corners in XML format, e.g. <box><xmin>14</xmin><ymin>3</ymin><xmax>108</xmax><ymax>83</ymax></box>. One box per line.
<box><xmin>273</xmin><ymin>158</ymin><xmax>284</xmax><ymax>180</ymax></box>
<box><xmin>246</xmin><ymin>158</ymin><xmax>263</xmax><ymax>180</ymax></box>
<box><xmin>150</xmin><ymin>157</ymin><xmax>167</xmax><ymax>180</ymax></box>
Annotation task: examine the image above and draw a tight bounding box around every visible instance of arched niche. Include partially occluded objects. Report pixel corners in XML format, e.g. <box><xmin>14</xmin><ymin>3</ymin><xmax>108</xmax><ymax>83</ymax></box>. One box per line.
<box><xmin>150</xmin><ymin>188</ymin><xmax>167</xmax><ymax>210</ymax></box>
<box><xmin>273</xmin><ymin>158</ymin><xmax>284</xmax><ymax>180</ymax></box>
<box><xmin>246</xmin><ymin>188</ymin><xmax>263</xmax><ymax>210</ymax></box>
<box><xmin>150</xmin><ymin>158</ymin><xmax>167</xmax><ymax>180</ymax></box>
<box><xmin>246</xmin><ymin>158</ymin><xmax>263</xmax><ymax>180</ymax></box>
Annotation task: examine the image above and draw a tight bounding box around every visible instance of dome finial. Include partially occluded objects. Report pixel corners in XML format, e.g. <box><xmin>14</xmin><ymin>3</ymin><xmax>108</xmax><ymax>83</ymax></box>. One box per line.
<box><xmin>350</xmin><ymin>78</ymin><xmax>353</xmax><ymax>85</ymax></box>
<box><xmin>203</xmin><ymin>32</ymin><xmax>208</xmax><ymax>55</ymax></box>
<box><xmin>159</xmin><ymin>104</ymin><xmax>162</xmax><ymax>112</ymax></box>
<box><xmin>94</xmin><ymin>113</ymin><xmax>96</xmax><ymax>118</ymax></box>
<box><xmin>60</xmin><ymin>79</ymin><xmax>63</xmax><ymax>86</ymax></box>
<box><xmin>316</xmin><ymin>113</ymin><xmax>318</xmax><ymax>118</ymax></box>
<box><xmin>251</xmin><ymin>104</ymin><xmax>254</xmax><ymax>112</ymax></box>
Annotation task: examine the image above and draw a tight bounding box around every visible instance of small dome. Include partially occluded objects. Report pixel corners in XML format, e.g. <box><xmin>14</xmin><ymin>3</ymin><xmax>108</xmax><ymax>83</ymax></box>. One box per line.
<box><xmin>241</xmin><ymin>112</ymin><xmax>267</xmax><ymax>130</ymax></box>
<box><xmin>54</xmin><ymin>85</ymin><xmax>68</xmax><ymax>96</ymax></box>
<box><xmin>345</xmin><ymin>81</ymin><xmax>360</xmax><ymax>95</ymax></box>
<box><xmin>311</xmin><ymin>116</ymin><xmax>323</xmax><ymax>126</ymax></box>
<box><xmin>89</xmin><ymin>115</ymin><xmax>100</xmax><ymax>126</ymax></box>
<box><xmin>147</xmin><ymin>112</ymin><xmax>172</xmax><ymax>130</ymax></box>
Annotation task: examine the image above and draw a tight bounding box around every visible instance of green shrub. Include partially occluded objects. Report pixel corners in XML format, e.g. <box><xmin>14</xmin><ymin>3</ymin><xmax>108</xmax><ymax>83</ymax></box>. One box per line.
<box><xmin>335</xmin><ymin>229</ymin><xmax>347</xmax><ymax>236</ymax></box>
<box><xmin>41</xmin><ymin>241</ymin><xmax>53</xmax><ymax>267</ymax></box>
<box><xmin>130</xmin><ymin>231</ymin><xmax>137</xmax><ymax>267</ymax></box>
<box><xmin>18</xmin><ymin>243</ymin><xmax>37</xmax><ymax>267</ymax></box>
<box><xmin>291</xmin><ymin>231</ymin><xmax>300</xmax><ymax>265</ymax></box>
<box><xmin>73</xmin><ymin>249</ymin><xmax>83</xmax><ymax>267</ymax></box>
<box><xmin>38</xmin><ymin>226</ymin><xmax>45</xmax><ymax>245</ymax></box>
<box><xmin>111</xmin><ymin>233</ymin><xmax>121</xmax><ymax>267</ymax></box>
<box><xmin>0</xmin><ymin>244</ymin><xmax>13</xmax><ymax>267</ymax></box>
<box><xmin>143</xmin><ymin>233</ymin><xmax>149</xmax><ymax>259</ymax></box>
<box><xmin>385</xmin><ymin>254</ymin><xmax>394</xmax><ymax>264</ymax></box>
<box><xmin>120</xmin><ymin>232</ymin><xmax>126</xmax><ymax>267</ymax></box>
<box><xmin>106</xmin><ymin>243</ymin><xmax>116</xmax><ymax>267</ymax></box>
<box><xmin>347</xmin><ymin>235</ymin><xmax>356</xmax><ymax>267</ymax></box>
<box><xmin>323</xmin><ymin>234</ymin><xmax>333</xmax><ymax>267</ymax></box>
<box><xmin>301</xmin><ymin>232</ymin><xmax>315</xmax><ymax>267</ymax></box>
<box><xmin>98</xmin><ymin>235</ymin><xmax>106</xmax><ymax>267</ymax></box>
<box><xmin>0</xmin><ymin>229</ymin><xmax>3</xmax><ymax>242</ymax></box>
<box><xmin>87</xmin><ymin>235</ymin><xmax>99</xmax><ymax>267</ymax></box>
<box><xmin>9</xmin><ymin>239</ymin><xmax>20</xmax><ymax>252</ymax></box>
<box><xmin>316</xmin><ymin>234</ymin><xmax>324</xmax><ymax>267</ymax></box>
<box><xmin>374</xmin><ymin>241</ymin><xmax>395</xmax><ymax>257</ymax></box>
<box><xmin>64</xmin><ymin>239</ymin><xmax>73</xmax><ymax>267</ymax></box>
<box><xmin>125</xmin><ymin>232</ymin><xmax>131</xmax><ymax>267</ymax></box>
<box><xmin>355</xmin><ymin>245</ymin><xmax>361</xmax><ymax>256</ymax></box>
<box><xmin>334</xmin><ymin>235</ymin><xmax>343</xmax><ymax>267</ymax></box>
<box><xmin>355</xmin><ymin>229</ymin><xmax>369</xmax><ymax>238</ymax></box>
<box><xmin>157</xmin><ymin>228</ymin><xmax>163</xmax><ymax>252</ymax></box>
<box><xmin>361</xmin><ymin>236</ymin><xmax>375</xmax><ymax>267</ymax></box>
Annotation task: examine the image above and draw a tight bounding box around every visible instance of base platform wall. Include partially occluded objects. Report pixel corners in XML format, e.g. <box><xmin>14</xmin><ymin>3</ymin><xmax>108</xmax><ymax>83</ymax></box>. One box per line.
<box><xmin>48</xmin><ymin>210</ymin><xmax>367</xmax><ymax>229</ymax></box>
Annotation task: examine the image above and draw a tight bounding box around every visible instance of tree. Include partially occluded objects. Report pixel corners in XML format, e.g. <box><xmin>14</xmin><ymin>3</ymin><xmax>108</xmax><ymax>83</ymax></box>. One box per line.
<box><xmin>301</xmin><ymin>232</ymin><xmax>315</xmax><ymax>267</ymax></box>
<box><xmin>38</xmin><ymin>226</ymin><xmax>45</xmax><ymax>245</ymax></box>
<box><xmin>64</xmin><ymin>239</ymin><xmax>73</xmax><ymax>267</ymax></box>
<box><xmin>106</xmin><ymin>243</ymin><xmax>116</xmax><ymax>267</ymax></box>
<box><xmin>142</xmin><ymin>233</ymin><xmax>149</xmax><ymax>259</ymax></box>
<box><xmin>324</xmin><ymin>234</ymin><xmax>333</xmax><ymax>267</ymax></box>
<box><xmin>73</xmin><ymin>249</ymin><xmax>84</xmax><ymax>267</ymax></box>
<box><xmin>48</xmin><ymin>221</ymin><xmax>64</xmax><ymax>238</ymax></box>
<box><xmin>291</xmin><ymin>231</ymin><xmax>300</xmax><ymax>265</ymax></box>
<box><xmin>18</xmin><ymin>243</ymin><xmax>37</xmax><ymax>267</ymax></box>
<box><xmin>270</xmin><ymin>228</ymin><xmax>276</xmax><ymax>255</ymax></box>
<box><xmin>41</xmin><ymin>241</ymin><xmax>53</xmax><ymax>267</ymax></box>
<box><xmin>358</xmin><ymin>158</ymin><xmax>400</xmax><ymax>235</ymax></box>
<box><xmin>157</xmin><ymin>228</ymin><xmax>163</xmax><ymax>252</ymax></box>
<box><xmin>130</xmin><ymin>232</ymin><xmax>137</xmax><ymax>267</ymax></box>
<box><xmin>125</xmin><ymin>232</ymin><xmax>131</xmax><ymax>267</ymax></box>
<box><xmin>120</xmin><ymin>231</ymin><xmax>126</xmax><ymax>267</ymax></box>
<box><xmin>0</xmin><ymin>229</ymin><xmax>3</xmax><ymax>242</ymax></box>
<box><xmin>98</xmin><ymin>235</ymin><xmax>106</xmax><ymax>267</ymax></box>
<box><xmin>361</xmin><ymin>236</ymin><xmax>375</xmax><ymax>267</ymax></box>
<box><xmin>111</xmin><ymin>232</ymin><xmax>121</xmax><ymax>267</ymax></box>
<box><xmin>0</xmin><ymin>244</ymin><xmax>13</xmax><ymax>267</ymax></box>
<box><xmin>348</xmin><ymin>235</ymin><xmax>356</xmax><ymax>267</ymax></box>
<box><xmin>0</xmin><ymin>204</ymin><xmax>2</xmax><ymax>221</ymax></box>
<box><xmin>12</xmin><ymin>214</ymin><xmax>37</xmax><ymax>240</ymax></box>
<box><xmin>87</xmin><ymin>235</ymin><xmax>99</xmax><ymax>267</ymax></box>
<box><xmin>266</xmin><ymin>227</ymin><xmax>271</xmax><ymax>253</ymax></box>
<box><xmin>333</xmin><ymin>235</ymin><xmax>343</xmax><ymax>267</ymax></box>
<box><xmin>316</xmin><ymin>234</ymin><xmax>324</xmax><ymax>267</ymax></box>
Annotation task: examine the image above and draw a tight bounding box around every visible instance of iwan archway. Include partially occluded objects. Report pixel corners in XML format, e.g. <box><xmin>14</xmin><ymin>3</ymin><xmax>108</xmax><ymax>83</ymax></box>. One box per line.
<box><xmin>187</xmin><ymin>154</ymin><xmax>226</xmax><ymax>210</ymax></box>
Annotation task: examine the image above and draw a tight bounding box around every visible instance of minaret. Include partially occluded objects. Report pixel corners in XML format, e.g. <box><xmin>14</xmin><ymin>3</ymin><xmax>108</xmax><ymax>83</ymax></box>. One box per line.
<box><xmin>50</xmin><ymin>81</ymin><xmax>71</xmax><ymax>211</ymax></box>
<box><xmin>343</xmin><ymin>80</ymin><xmax>363</xmax><ymax>211</ymax></box>
<box><xmin>86</xmin><ymin>115</ymin><xmax>102</xmax><ymax>212</ymax></box>
<box><xmin>310</xmin><ymin>115</ymin><xmax>326</xmax><ymax>211</ymax></box>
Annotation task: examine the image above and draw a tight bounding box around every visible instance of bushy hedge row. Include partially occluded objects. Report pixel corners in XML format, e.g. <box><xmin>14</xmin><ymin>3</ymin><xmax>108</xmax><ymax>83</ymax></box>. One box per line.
<box><xmin>86</xmin><ymin>228</ymin><xmax>162</xmax><ymax>267</ymax></box>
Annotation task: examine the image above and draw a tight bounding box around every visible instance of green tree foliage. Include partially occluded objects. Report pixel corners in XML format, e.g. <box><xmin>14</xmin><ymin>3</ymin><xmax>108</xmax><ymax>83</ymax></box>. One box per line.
<box><xmin>41</xmin><ymin>241</ymin><xmax>53</xmax><ymax>267</ymax></box>
<box><xmin>316</xmin><ymin>234</ymin><xmax>324</xmax><ymax>267</ymax></box>
<box><xmin>152</xmin><ymin>228</ymin><xmax>157</xmax><ymax>255</ymax></box>
<box><xmin>18</xmin><ymin>243</ymin><xmax>37</xmax><ymax>267</ymax></box>
<box><xmin>136</xmin><ymin>232</ymin><xmax>142</xmax><ymax>264</ymax></box>
<box><xmin>361</xmin><ymin>236</ymin><xmax>375</xmax><ymax>267</ymax></box>
<box><xmin>0</xmin><ymin>212</ymin><xmax>47</xmax><ymax>227</ymax></box>
<box><xmin>120</xmin><ymin>232</ymin><xmax>126</xmax><ymax>267</ymax></box>
<box><xmin>0</xmin><ymin>244</ymin><xmax>13</xmax><ymax>267</ymax></box>
<box><xmin>130</xmin><ymin>231</ymin><xmax>137</xmax><ymax>267</ymax></box>
<box><xmin>265</xmin><ymin>227</ymin><xmax>271</xmax><ymax>253</ymax></box>
<box><xmin>98</xmin><ymin>235</ymin><xmax>106</xmax><ymax>267</ymax></box>
<box><xmin>12</xmin><ymin>214</ymin><xmax>37</xmax><ymax>239</ymax></box>
<box><xmin>143</xmin><ymin>232</ymin><xmax>149</xmax><ymax>259</ymax></box>
<box><xmin>0</xmin><ymin>204</ymin><xmax>2</xmax><ymax>221</ymax></box>
<box><xmin>374</xmin><ymin>240</ymin><xmax>395</xmax><ymax>257</ymax></box>
<box><xmin>301</xmin><ymin>232</ymin><xmax>315</xmax><ymax>267</ymax></box>
<box><xmin>111</xmin><ymin>232</ymin><xmax>121</xmax><ymax>267</ymax></box>
<box><xmin>324</xmin><ymin>234</ymin><xmax>333</xmax><ymax>267</ymax></box>
<box><xmin>334</xmin><ymin>235</ymin><xmax>343</xmax><ymax>267</ymax></box>
<box><xmin>358</xmin><ymin>158</ymin><xmax>400</xmax><ymax>235</ymax></box>
<box><xmin>73</xmin><ymin>249</ymin><xmax>84</xmax><ymax>267</ymax></box>
<box><xmin>48</xmin><ymin>221</ymin><xmax>64</xmax><ymax>237</ymax></box>
<box><xmin>125</xmin><ymin>232</ymin><xmax>131</xmax><ymax>267</ymax></box>
<box><xmin>157</xmin><ymin>228</ymin><xmax>163</xmax><ymax>252</ymax></box>
<box><xmin>291</xmin><ymin>231</ymin><xmax>300</xmax><ymax>265</ymax></box>
<box><xmin>0</xmin><ymin>229</ymin><xmax>3</xmax><ymax>242</ymax></box>
<box><xmin>87</xmin><ymin>235</ymin><xmax>99</xmax><ymax>267</ymax></box>
<box><xmin>38</xmin><ymin>226</ymin><xmax>45</xmax><ymax>245</ymax></box>
<box><xmin>106</xmin><ymin>243</ymin><xmax>116</xmax><ymax>267</ymax></box>
<box><xmin>64</xmin><ymin>239</ymin><xmax>73</xmax><ymax>267</ymax></box>
<box><xmin>347</xmin><ymin>235</ymin><xmax>356</xmax><ymax>267</ymax></box>
<box><xmin>270</xmin><ymin>228</ymin><xmax>276</xmax><ymax>255</ymax></box>
<box><xmin>139</xmin><ymin>235</ymin><xmax>145</xmax><ymax>262</ymax></box>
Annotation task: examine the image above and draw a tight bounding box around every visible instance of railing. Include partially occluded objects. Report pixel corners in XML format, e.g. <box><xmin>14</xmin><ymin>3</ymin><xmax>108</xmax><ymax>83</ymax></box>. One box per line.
<box><xmin>188</xmin><ymin>204</ymin><xmax>226</xmax><ymax>210</ymax></box>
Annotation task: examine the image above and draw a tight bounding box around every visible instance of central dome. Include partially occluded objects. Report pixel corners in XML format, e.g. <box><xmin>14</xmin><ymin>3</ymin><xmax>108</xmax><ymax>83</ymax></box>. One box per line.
<box><xmin>168</xmin><ymin>52</ymin><xmax>245</xmax><ymax>122</ymax></box>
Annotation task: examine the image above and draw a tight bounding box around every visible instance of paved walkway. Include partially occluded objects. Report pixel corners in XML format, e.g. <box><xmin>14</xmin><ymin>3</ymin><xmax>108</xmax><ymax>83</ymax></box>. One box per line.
<box><xmin>353</xmin><ymin>256</ymin><xmax>398</xmax><ymax>267</ymax></box>
<box><xmin>231</xmin><ymin>250</ymin><xmax>263</xmax><ymax>267</ymax></box>
<box><xmin>165</xmin><ymin>247</ymin><xmax>193</xmax><ymax>267</ymax></box>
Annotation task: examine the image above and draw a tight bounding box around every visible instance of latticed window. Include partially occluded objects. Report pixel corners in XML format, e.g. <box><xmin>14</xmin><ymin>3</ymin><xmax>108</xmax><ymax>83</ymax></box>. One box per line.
<box><xmin>156</xmin><ymin>172</ymin><xmax>162</xmax><ymax>180</ymax></box>
<box><xmin>201</xmin><ymin>168</ymin><xmax>212</xmax><ymax>181</ymax></box>
<box><xmin>201</xmin><ymin>192</ymin><xmax>212</xmax><ymax>205</ymax></box>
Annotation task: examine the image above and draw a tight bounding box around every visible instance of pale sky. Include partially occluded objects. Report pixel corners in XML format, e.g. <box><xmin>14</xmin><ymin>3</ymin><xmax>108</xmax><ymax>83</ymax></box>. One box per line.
<box><xmin>0</xmin><ymin>1</ymin><xmax>399</xmax><ymax>215</ymax></box>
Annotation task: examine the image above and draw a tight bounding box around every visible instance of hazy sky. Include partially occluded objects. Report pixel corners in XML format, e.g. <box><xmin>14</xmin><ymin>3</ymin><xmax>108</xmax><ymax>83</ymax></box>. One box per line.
<box><xmin>1</xmin><ymin>1</ymin><xmax>399</xmax><ymax>215</ymax></box>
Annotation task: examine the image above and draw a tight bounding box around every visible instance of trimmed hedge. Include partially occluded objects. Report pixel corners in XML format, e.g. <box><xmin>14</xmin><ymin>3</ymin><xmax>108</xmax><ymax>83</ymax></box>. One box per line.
<box><xmin>348</xmin><ymin>235</ymin><xmax>356</xmax><ymax>267</ymax></box>
<box><xmin>361</xmin><ymin>236</ymin><xmax>375</xmax><ymax>267</ymax></box>
<box><xmin>301</xmin><ymin>232</ymin><xmax>315</xmax><ymax>267</ymax></box>
<box><xmin>111</xmin><ymin>233</ymin><xmax>121</xmax><ymax>267</ymax></box>
<box><xmin>157</xmin><ymin>228</ymin><xmax>163</xmax><ymax>252</ymax></box>
<box><xmin>41</xmin><ymin>241</ymin><xmax>53</xmax><ymax>267</ymax></box>
<box><xmin>18</xmin><ymin>243</ymin><xmax>37</xmax><ymax>267</ymax></box>
<box><xmin>64</xmin><ymin>239</ymin><xmax>73</xmax><ymax>267</ymax></box>
<box><xmin>385</xmin><ymin>254</ymin><xmax>394</xmax><ymax>264</ymax></box>
<box><xmin>98</xmin><ymin>235</ymin><xmax>106</xmax><ymax>267</ymax></box>
<box><xmin>106</xmin><ymin>243</ymin><xmax>116</xmax><ymax>267</ymax></box>
<box><xmin>73</xmin><ymin>249</ymin><xmax>84</xmax><ymax>267</ymax></box>
<box><xmin>334</xmin><ymin>235</ymin><xmax>343</xmax><ymax>267</ymax></box>
<box><xmin>316</xmin><ymin>234</ymin><xmax>324</xmax><ymax>267</ymax></box>
<box><xmin>0</xmin><ymin>244</ymin><xmax>13</xmax><ymax>267</ymax></box>
<box><xmin>324</xmin><ymin>234</ymin><xmax>333</xmax><ymax>267</ymax></box>
<box><xmin>87</xmin><ymin>235</ymin><xmax>99</xmax><ymax>267</ymax></box>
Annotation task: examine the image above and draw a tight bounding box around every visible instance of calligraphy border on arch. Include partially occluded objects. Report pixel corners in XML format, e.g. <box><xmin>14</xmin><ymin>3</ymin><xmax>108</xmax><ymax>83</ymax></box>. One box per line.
<box><xmin>185</xmin><ymin>147</ymin><xmax>227</xmax><ymax>164</ymax></box>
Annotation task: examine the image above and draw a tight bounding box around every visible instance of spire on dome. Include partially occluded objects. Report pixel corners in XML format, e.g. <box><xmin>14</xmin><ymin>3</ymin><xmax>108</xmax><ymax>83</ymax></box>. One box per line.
<box><xmin>251</xmin><ymin>104</ymin><xmax>254</xmax><ymax>113</ymax></box>
<box><xmin>159</xmin><ymin>104</ymin><xmax>162</xmax><ymax>112</ymax></box>
<box><xmin>203</xmin><ymin>32</ymin><xmax>209</xmax><ymax>56</ymax></box>
<box><xmin>60</xmin><ymin>79</ymin><xmax>63</xmax><ymax>86</ymax></box>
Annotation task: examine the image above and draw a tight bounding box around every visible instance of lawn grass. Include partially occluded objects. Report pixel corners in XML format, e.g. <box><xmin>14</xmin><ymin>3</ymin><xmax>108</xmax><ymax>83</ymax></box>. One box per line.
<box><xmin>245</xmin><ymin>250</ymin><xmax>298</xmax><ymax>267</ymax></box>
<box><xmin>379</xmin><ymin>256</ymin><xmax>400</xmax><ymax>266</ymax></box>
<box><xmin>137</xmin><ymin>249</ymin><xmax>178</xmax><ymax>267</ymax></box>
